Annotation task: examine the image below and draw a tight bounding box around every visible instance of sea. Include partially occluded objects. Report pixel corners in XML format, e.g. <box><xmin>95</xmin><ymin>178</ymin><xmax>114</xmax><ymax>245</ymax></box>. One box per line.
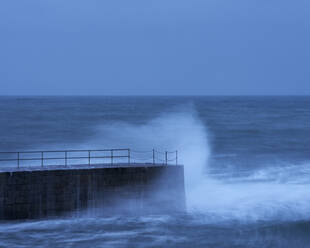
<box><xmin>0</xmin><ymin>96</ymin><xmax>310</xmax><ymax>248</ymax></box>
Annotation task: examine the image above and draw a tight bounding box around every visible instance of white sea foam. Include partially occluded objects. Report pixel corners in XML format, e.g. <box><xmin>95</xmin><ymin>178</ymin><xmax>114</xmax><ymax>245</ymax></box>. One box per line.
<box><xmin>87</xmin><ymin>106</ymin><xmax>310</xmax><ymax>222</ymax></box>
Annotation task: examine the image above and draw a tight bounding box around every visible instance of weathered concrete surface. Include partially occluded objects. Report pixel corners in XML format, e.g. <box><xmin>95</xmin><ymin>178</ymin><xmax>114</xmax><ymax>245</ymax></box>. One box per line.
<box><xmin>0</xmin><ymin>165</ymin><xmax>185</xmax><ymax>220</ymax></box>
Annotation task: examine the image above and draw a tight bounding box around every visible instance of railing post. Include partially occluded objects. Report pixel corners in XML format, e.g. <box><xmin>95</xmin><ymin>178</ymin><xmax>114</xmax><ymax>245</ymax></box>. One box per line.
<box><xmin>128</xmin><ymin>149</ymin><xmax>130</xmax><ymax>164</ymax></box>
<box><xmin>41</xmin><ymin>152</ymin><xmax>44</xmax><ymax>167</ymax></box>
<box><xmin>111</xmin><ymin>150</ymin><xmax>113</xmax><ymax>165</ymax></box>
<box><xmin>17</xmin><ymin>152</ymin><xmax>20</xmax><ymax>168</ymax></box>
<box><xmin>176</xmin><ymin>150</ymin><xmax>178</xmax><ymax>165</ymax></box>
<box><xmin>88</xmin><ymin>150</ymin><xmax>91</xmax><ymax>166</ymax></box>
<box><xmin>65</xmin><ymin>151</ymin><xmax>67</xmax><ymax>167</ymax></box>
<box><xmin>153</xmin><ymin>149</ymin><xmax>155</xmax><ymax>165</ymax></box>
<box><xmin>165</xmin><ymin>151</ymin><xmax>168</xmax><ymax>165</ymax></box>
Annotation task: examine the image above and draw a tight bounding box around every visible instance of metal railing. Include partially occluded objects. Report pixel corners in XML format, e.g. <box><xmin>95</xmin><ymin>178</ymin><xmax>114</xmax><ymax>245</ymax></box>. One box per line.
<box><xmin>130</xmin><ymin>149</ymin><xmax>178</xmax><ymax>166</ymax></box>
<box><xmin>0</xmin><ymin>148</ymin><xmax>178</xmax><ymax>168</ymax></box>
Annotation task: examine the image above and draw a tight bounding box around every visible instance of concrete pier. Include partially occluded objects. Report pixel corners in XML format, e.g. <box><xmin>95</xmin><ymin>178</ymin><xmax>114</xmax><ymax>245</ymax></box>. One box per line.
<box><xmin>0</xmin><ymin>164</ymin><xmax>186</xmax><ymax>220</ymax></box>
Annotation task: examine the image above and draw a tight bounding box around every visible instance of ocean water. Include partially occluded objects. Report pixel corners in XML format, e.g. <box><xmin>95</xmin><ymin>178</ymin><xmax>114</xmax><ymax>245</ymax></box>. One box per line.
<box><xmin>0</xmin><ymin>96</ymin><xmax>310</xmax><ymax>247</ymax></box>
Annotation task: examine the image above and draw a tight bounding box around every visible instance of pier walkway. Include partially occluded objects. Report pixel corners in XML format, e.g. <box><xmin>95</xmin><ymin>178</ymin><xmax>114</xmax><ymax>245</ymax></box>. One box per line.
<box><xmin>0</xmin><ymin>148</ymin><xmax>185</xmax><ymax>220</ymax></box>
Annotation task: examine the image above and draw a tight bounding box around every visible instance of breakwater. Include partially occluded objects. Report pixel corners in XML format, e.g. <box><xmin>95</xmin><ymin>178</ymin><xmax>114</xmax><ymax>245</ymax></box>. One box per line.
<box><xmin>0</xmin><ymin>164</ymin><xmax>185</xmax><ymax>220</ymax></box>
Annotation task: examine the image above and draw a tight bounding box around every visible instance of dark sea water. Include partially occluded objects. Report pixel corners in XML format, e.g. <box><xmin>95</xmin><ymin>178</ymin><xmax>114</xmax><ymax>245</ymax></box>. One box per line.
<box><xmin>1</xmin><ymin>96</ymin><xmax>310</xmax><ymax>248</ymax></box>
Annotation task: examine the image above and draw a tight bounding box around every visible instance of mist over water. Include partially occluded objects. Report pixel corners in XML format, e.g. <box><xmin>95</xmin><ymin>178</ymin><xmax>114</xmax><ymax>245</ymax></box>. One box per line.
<box><xmin>1</xmin><ymin>96</ymin><xmax>310</xmax><ymax>247</ymax></box>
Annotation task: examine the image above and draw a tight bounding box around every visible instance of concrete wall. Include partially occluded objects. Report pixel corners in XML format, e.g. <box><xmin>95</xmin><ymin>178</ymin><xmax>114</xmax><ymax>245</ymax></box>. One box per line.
<box><xmin>0</xmin><ymin>165</ymin><xmax>185</xmax><ymax>220</ymax></box>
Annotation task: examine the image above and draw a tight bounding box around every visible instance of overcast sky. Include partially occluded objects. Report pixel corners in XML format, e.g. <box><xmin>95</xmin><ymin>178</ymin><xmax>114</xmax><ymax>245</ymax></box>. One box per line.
<box><xmin>1</xmin><ymin>0</ymin><xmax>309</xmax><ymax>95</ymax></box>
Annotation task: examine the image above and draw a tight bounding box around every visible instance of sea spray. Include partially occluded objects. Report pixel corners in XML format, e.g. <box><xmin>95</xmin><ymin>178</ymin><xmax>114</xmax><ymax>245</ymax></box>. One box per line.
<box><xmin>87</xmin><ymin>105</ymin><xmax>210</xmax><ymax>188</ymax></box>
<box><xmin>82</xmin><ymin>106</ymin><xmax>310</xmax><ymax>222</ymax></box>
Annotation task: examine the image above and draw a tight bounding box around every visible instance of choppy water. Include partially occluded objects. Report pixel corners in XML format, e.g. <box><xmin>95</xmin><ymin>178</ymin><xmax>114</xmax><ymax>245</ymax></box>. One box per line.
<box><xmin>1</xmin><ymin>96</ymin><xmax>310</xmax><ymax>247</ymax></box>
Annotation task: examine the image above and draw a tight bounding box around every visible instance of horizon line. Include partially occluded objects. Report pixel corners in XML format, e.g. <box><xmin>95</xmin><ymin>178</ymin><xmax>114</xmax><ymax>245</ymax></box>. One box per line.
<box><xmin>0</xmin><ymin>94</ymin><xmax>310</xmax><ymax>97</ymax></box>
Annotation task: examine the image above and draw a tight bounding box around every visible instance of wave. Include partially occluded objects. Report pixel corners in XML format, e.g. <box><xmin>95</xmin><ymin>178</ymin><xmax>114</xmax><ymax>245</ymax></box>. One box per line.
<box><xmin>73</xmin><ymin>105</ymin><xmax>310</xmax><ymax>223</ymax></box>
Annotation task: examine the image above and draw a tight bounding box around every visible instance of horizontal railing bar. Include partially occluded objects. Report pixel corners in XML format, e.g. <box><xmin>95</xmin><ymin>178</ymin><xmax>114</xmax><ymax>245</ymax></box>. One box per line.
<box><xmin>0</xmin><ymin>148</ymin><xmax>130</xmax><ymax>154</ymax></box>
<box><xmin>0</xmin><ymin>155</ymin><xmax>130</xmax><ymax>162</ymax></box>
<box><xmin>0</xmin><ymin>158</ymin><xmax>43</xmax><ymax>161</ymax></box>
<box><xmin>89</xmin><ymin>155</ymin><xmax>129</xmax><ymax>159</ymax></box>
<box><xmin>43</xmin><ymin>155</ymin><xmax>129</xmax><ymax>160</ymax></box>
<box><xmin>84</xmin><ymin>149</ymin><xmax>129</xmax><ymax>152</ymax></box>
